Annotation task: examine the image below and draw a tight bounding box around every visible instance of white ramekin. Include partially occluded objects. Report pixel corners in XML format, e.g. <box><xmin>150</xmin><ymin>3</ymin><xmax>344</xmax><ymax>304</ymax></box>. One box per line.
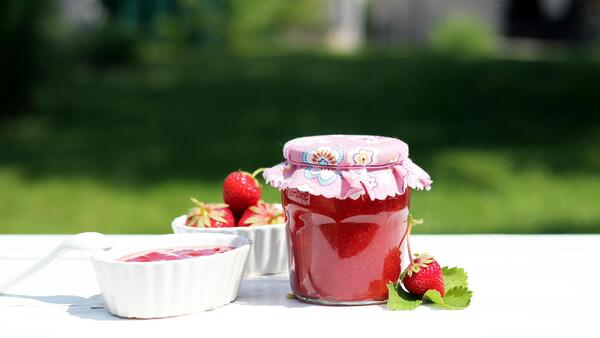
<box><xmin>91</xmin><ymin>233</ymin><xmax>251</xmax><ymax>318</ymax></box>
<box><xmin>171</xmin><ymin>215</ymin><xmax>287</xmax><ymax>276</ymax></box>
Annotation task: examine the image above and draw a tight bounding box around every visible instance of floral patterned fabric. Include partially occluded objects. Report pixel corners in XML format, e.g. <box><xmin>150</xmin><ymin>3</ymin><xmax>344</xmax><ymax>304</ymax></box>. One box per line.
<box><xmin>264</xmin><ymin>135</ymin><xmax>432</xmax><ymax>200</ymax></box>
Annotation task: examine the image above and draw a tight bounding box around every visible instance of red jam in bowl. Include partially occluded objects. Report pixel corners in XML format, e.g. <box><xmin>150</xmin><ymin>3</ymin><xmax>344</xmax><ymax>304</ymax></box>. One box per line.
<box><xmin>282</xmin><ymin>188</ymin><xmax>409</xmax><ymax>304</ymax></box>
<box><xmin>119</xmin><ymin>246</ymin><xmax>233</xmax><ymax>262</ymax></box>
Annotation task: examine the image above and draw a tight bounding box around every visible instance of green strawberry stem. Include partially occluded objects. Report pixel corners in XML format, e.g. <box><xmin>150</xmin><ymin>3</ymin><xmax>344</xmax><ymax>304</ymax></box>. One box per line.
<box><xmin>406</xmin><ymin>221</ymin><xmax>414</xmax><ymax>266</ymax></box>
<box><xmin>399</xmin><ymin>224</ymin><xmax>410</xmax><ymax>262</ymax></box>
<box><xmin>190</xmin><ymin>197</ymin><xmax>203</xmax><ymax>207</ymax></box>
<box><xmin>404</xmin><ymin>214</ymin><xmax>423</xmax><ymax>272</ymax></box>
<box><xmin>251</xmin><ymin>167</ymin><xmax>265</xmax><ymax>178</ymax></box>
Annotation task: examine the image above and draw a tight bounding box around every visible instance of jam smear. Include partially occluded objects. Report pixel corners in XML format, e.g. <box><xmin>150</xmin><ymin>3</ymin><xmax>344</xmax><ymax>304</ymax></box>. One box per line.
<box><xmin>283</xmin><ymin>188</ymin><xmax>409</xmax><ymax>303</ymax></box>
<box><xmin>119</xmin><ymin>246</ymin><xmax>233</xmax><ymax>262</ymax></box>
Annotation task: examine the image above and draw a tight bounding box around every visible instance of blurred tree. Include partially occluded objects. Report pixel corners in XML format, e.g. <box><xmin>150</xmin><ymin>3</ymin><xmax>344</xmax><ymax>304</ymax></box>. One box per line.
<box><xmin>100</xmin><ymin>0</ymin><xmax>324</xmax><ymax>49</ymax></box>
<box><xmin>158</xmin><ymin>0</ymin><xmax>230</xmax><ymax>47</ymax></box>
<box><xmin>229</xmin><ymin>0</ymin><xmax>325</xmax><ymax>50</ymax></box>
<box><xmin>430</xmin><ymin>15</ymin><xmax>498</xmax><ymax>58</ymax></box>
<box><xmin>68</xmin><ymin>23</ymin><xmax>139</xmax><ymax>68</ymax></box>
<box><xmin>0</xmin><ymin>0</ymin><xmax>52</xmax><ymax>119</ymax></box>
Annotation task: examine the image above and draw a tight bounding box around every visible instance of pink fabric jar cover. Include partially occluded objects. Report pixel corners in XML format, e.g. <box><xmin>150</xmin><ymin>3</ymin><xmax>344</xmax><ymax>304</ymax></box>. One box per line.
<box><xmin>263</xmin><ymin>135</ymin><xmax>432</xmax><ymax>200</ymax></box>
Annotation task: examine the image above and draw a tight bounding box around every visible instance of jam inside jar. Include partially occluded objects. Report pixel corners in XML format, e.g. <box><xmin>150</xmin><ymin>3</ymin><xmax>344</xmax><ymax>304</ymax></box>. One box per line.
<box><xmin>282</xmin><ymin>188</ymin><xmax>410</xmax><ymax>305</ymax></box>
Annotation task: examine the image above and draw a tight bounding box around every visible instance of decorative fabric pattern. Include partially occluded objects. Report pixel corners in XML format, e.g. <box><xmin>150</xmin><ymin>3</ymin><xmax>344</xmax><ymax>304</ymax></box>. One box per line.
<box><xmin>283</xmin><ymin>135</ymin><xmax>408</xmax><ymax>167</ymax></box>
<box><xmin>264</xmin><ymin>158</ymin><xmax>431</xmax><ymax>200</ymax></box>
<box><xmin>352</xmin><ymin>149</ymin><xmax>376</xmax><ymax>166</ymax></box>
<box><xmin>265</xmin><ymin>135</ymin><xmax>432</xmax><ymax>200</ymax></box>
<box><xmin>302</xmin><ymin>146</ymin><xmax>344</xmax><ymax>166</ymax></box>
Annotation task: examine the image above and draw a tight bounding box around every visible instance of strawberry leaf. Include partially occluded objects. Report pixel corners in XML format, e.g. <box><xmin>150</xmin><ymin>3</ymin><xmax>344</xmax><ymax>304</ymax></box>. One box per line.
<box><xmin>209</xmin><ymin>211</ymin><xmax>228</xmax><ymax>223</ymax></box>
<box><xmin>245</xmin><ymin>215</ymin><xmax>265</xmax><ymax>225</ymax></box>
<box><xmin>442</xmin><ymin>266</ymin><xmax>468</xmax><ymax>292</ymax></box>
<box><xmin>211</xmin><ymin>203</ymin><xmax>229</xmax><ymax>209</ymax></box>
<box><xmin>386</xmin><ymin>283</ymin><xmax>422</xmax><ymax>310</ymax></box>
<box><xmin>443</xmin><ymin>286</ymin><xmax>473</xmax><ymax>309</ymax></box>
<box><xmin>423</xmin><ymin>289</ymin><xmax>448</xmax><ymax>308</ymax></box>
<box><xmin>422</xmin><ymin>287</ymin><xmax>473</xmax><ymax>310</ymax></box>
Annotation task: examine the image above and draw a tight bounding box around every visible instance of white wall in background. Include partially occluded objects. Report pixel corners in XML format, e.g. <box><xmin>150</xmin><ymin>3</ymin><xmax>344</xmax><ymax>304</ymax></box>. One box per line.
<box><xmin>326</xmin><ymin>0</ymin><xmax>367</xmax><ymax>51</ymax></box>
<box><xmin>56</xmin><ymin>0</ymin><xmax>105</xmax><ymax>30</ymax></box>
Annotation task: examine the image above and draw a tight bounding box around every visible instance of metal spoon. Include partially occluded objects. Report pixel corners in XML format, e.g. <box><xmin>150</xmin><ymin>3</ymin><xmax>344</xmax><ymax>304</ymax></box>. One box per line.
<box><xmin>0</xmin><ymin>232</ymin><xmax>112</xmax><ymax>294</ymax></box>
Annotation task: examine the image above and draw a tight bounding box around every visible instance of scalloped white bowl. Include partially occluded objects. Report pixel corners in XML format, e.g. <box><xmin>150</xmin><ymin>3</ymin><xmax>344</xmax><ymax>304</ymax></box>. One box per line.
<box><xmin>171</xmin><ymin>215</ymin><xmax>287</xmax><ymax>276</ymax></box>
<box><xmin>91</xmin><ymin>233</ymin><xmax>251</xmax><ymax>318</ymax></box>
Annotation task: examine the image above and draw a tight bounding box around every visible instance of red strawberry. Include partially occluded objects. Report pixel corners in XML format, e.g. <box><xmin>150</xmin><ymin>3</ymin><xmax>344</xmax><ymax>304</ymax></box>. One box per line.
<box><xmin>237</xmin><ymin>201</ymin><xmax>284</xmax><ymax>227</ymax></box>
<box><xmin>223</xmin><ymin>169</ymin><xmax>263</xmax><ymax>217</ymax></box>
<box><xmin>401</xmin><ymin>253</ymin><xmax>445</xmax><ymax>297</ymax></box>
<box><xmin>319</xmin><ymin>222</ymin><xmax>378</xmax><ymax>258</ymax></box>
<box><xmin>185</xmin><ymin>198</ymin><xmax>235</xmax><ymax>228</ymax></box>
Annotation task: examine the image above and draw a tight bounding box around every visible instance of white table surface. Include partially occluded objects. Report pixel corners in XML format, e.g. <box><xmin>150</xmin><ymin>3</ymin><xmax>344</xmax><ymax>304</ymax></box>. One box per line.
<box><xmin>1</xmin><ymin>234</ymin><xmax>599</xmax><ymax>338</ymax></box>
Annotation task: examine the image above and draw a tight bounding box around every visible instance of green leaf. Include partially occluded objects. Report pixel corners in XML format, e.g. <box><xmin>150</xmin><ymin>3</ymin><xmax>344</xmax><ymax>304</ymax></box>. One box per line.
<box><xmin>442</xmin><ymin>266</ymin><xmax>468</xmax><ymax>292</ymax></box>
<box><xmin>423</xmin><ymin>289</ymin><xmax>450</xmax><ymax>308</ymax></box>
<box><xmin>212</xmin><ymin>203</ymin><xmax>229</xmax><ymax>209</ymax></box>
<box><xmin>422</xmin><ymin>287</ymin><xmax>473</xmax><ymax>310</ymax></box>
<box><xmin>443</xmin><ymin>286</ymin><xmax>473</xmax><ymax>309</ymax></box>
<box><xmin>386</xmin><ymin>283</ymin><xmax>422</xmax><ymax>310</ymax></box>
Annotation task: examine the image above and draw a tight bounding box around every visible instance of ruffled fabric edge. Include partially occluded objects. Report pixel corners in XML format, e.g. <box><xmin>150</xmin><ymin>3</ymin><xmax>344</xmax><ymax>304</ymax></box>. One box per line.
<box><xmin>263</xmin><ymin>158</ymin><xmax>432</xmax><ymax>200</ymax></box>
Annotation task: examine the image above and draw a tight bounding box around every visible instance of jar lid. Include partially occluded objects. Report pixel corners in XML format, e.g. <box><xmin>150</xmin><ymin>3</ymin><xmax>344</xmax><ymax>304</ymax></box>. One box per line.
<box><xmin>283</xmin><ymin>135</ymin><xmax>408</xmax><ymax>168</ymax></box>
<box><xmin>264</xmin><ymin>135</ymin><xmax>432</xmax><ymax>200</ymax></box>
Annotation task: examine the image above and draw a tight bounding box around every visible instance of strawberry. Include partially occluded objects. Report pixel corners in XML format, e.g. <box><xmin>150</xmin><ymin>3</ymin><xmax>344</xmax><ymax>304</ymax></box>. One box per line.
<box><xmin>223</xmin><ymin>168</ymin><xmax>263</xmax><ymax>218</ymax></box>
<box><xmin>401</xmin><ymin>253</ymin><xmax>445</xmax><ymax>297</ymax></box>
<box><xmin>237</xmin><ymin>201</ymin><xmax>284</xmax><ymax>227</ymax></box>
<box><xmin>319</xmin><ymin>222</ymin><xmax>378</xmax><ymax>258</ymax></box>
<box><xmin>185</xmin><ymin>198</ymin><xmax>235</xmax><ymax>228</ymax></box>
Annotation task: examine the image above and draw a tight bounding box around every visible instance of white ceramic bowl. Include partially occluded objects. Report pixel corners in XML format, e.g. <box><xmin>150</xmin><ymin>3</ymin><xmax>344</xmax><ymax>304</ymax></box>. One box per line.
<box><xmin>171</xmin><ymin>215</ymin><xmax>287</xmax><ymax>276</ymax></box>
<box><xmin>91</xmin><ymin>233</ymin><xmax>251</xmax><ymax>318</ymax></box>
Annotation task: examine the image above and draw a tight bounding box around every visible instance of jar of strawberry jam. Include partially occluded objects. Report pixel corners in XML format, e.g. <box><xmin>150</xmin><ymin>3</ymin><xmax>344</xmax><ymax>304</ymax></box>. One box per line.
<box><xmin>264</xmin><ymin>135</ymin><xmax>432</xmax><ymax>305</ymax></box>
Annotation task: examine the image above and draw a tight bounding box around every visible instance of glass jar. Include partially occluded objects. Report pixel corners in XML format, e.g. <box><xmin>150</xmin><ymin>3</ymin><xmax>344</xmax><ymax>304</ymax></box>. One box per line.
<box><xmin>282</xmin><ymin>188</ymin><xmax>410</xmax><ymax>304</ymax></box>
<box><xmin>264</xmin><ymin>135</ymin><xmax>431</xmax><ymax>305</ymax></box>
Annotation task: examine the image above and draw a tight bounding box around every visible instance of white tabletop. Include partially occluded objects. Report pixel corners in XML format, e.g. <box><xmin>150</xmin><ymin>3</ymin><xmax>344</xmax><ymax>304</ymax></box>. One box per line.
<box><xmin>1</xmin><ymin>234</ymin><xmax>598</xmax><ymax>338</ymax></box>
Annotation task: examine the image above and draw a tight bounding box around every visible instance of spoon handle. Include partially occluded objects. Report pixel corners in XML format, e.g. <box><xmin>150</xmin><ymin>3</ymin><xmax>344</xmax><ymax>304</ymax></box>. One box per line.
<box><xmin>0</xmin><ymin>247</ymin><xmax>63</xmax><ymax>294</ymax></box>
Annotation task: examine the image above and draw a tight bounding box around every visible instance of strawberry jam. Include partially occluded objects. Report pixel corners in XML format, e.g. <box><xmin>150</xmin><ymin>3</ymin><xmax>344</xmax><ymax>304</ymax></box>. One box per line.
<box><xmin>119</xmin><ymin>246</ymin><xmax>232</xmax><ymax>262</ymax></box>
<box><xmin>282</xmin><ymin>188</ymin><xmax>409</xmax><ymax>304</ymax></box>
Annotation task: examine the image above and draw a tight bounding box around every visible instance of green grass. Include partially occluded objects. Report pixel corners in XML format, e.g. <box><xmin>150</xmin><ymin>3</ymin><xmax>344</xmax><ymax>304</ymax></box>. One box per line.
<box><xmin>1</xmin><ymin>49</ymin><xmax>599</xmax><ymax>233</ymax></box>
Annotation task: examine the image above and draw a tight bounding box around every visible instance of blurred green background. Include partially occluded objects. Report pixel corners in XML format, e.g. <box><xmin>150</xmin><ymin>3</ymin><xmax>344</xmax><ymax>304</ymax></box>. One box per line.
<box><xmin>1</xmin><ymin>0</ymin><xmax>599</xmax><ymax>234</ymax></box>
